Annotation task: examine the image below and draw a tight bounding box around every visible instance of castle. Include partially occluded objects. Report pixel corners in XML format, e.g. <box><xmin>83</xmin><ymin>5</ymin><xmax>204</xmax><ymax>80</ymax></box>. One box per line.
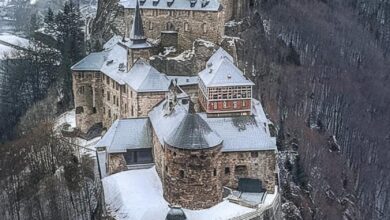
<box><xmin>72</xmin><ymin>0</ymin><xmax>277</xmax><ymax>211</ymax></box>
<box><xmin>112</xmin><ymin>0</ymin><xmax>255</xmax><ymax>51</ymax></box>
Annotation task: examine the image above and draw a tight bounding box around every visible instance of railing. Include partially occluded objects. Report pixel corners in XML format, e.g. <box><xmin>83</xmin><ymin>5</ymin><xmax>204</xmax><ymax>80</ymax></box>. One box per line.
<box><xmin>127</xmin><ymin>163</ymin><xmax>155</xmax><ymax>170</ymax></box>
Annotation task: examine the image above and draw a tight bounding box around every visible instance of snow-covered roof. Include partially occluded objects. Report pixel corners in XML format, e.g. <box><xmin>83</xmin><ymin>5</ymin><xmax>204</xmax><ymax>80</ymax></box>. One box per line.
<box><xmin>96</xmin><ymin>118</ymin><xmax>152</xmax><ymax>153</ymax></box>
<box><xmin>148</xmin><ymin>99</ymin><xmax>189</xmax><ymax>145</ymax></box>
<box><xmin>198</xmin><ymin>114</ymin><xmax>276</xmax><ymax>152</ymax></box>
<box><xmin>102</xmin><ymin>167</ymin><xmax>255</xmax><ymax>220</ymax></box>
<box><xmin>149</xmin><ymin>96</ymin><xmax>275</xmax><ymax>152</ymax></box>
<box><xmin>71</xmin><ymin>51</ymin><xmax>109</xmax><ymax>71</ymax></box>
<box><xmin>0</xmin><ymin>34</ymin><xmax>31</xmax><ymax>59</ymax></box>
<box><xmin>167</xmin><ymin>76</ymin><xmax>198</xmax><ymax>86</ymax></box>
<box><xmin>123</xmin><ymin>60</ymin><xmax>171</xmax><ymax>92</ymax></box>
<box><xmin>119</xmin><ymin>0</ymin><xmax>221</xmax><ymax>12</ymax></box>
<box><xmin>72</xmin><ymin>38</ymin><xmax>169</xmax><ymax>93</ymax></box>
<box><xmin>164</xmin><ymin>114</ymin><xmax>222</xmax><ymax>150</ymax></box>
<box><xmin>199</xmin><ymin>48</ymin><xmax>255</xmax><ymax>87</ymax></box>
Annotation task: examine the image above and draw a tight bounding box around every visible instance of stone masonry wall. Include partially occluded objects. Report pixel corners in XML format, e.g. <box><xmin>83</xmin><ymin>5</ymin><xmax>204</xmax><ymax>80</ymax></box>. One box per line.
<box><xmin>137</xmin><ymin>92</ymin><xmax>166</xmax><ymax>116</ymax></box>
<box><xmin>221</xmin><ymin>150</ymin><xmax>276</xmax><ymax>193</ymax></box>
<box><xmin>152</xmin><ymin>129</ymin><xmax>165</xmax><ymax>179</ymax></box>
<box><xmin>100</xmin><ymin>73</ymin><xmax>167</xmax><ymax>129</ymax></box>
<box><xmin>108</xmin><ymin>153</ymin><xmax>128</xmax><ymax>174</ymax></box>
<box><xmin>72</xmin><ymin>71</ymin><xmax>104</xmax><ymax>133</ymax></box>
<box><xmin>122</xmin><ymin>8</ymin><xmax>225</xmax><ymax>51</ymax></box>
<box><xmin>163</xmin><ymin>144</ymin><xmax>223</xmax><ymax>209</ymax></box>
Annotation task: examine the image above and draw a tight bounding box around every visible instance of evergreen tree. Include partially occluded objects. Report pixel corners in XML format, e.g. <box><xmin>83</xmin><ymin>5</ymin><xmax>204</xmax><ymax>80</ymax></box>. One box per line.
<box><xmin>55</xmin><ymin>0</ymin><xmax>85</xmax><ymax>108</ymax></box>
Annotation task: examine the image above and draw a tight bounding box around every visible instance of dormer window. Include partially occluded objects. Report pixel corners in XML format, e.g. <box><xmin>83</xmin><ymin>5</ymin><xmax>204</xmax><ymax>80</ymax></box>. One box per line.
<box><xmin>167</xmin><ymin>0</ymin><xmax>174</xmax><ymax>7</ymax></box>
<box><xmin>190</xmin><ymin>0</ymin><xmax>197</xmax><ymax>7</ymax></box>
<box><xmin>153</xmin><ymin>0</ymin><xmax>159</xmax><ymax>6</ymax></box>
<box><xmin>201</xmin><ymin>0</ymin><xmax>209</xmax><ymax>7</ymax></box>
<box><xmin>140</xmin><ymin>0</ymin><xmax>146</xmax><ymax>6</ymax></box>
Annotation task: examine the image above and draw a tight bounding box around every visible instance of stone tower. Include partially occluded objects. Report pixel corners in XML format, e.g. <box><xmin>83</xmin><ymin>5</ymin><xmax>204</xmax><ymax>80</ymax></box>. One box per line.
<box><xmin>163</xmin><ymin>113</ymin><xmax>223</xmax><ymax>209</ymax></box>
<box><xmin>124</xmin><ymin>0</ymin><xmax>153</xmax><ymax>71</ymax></box>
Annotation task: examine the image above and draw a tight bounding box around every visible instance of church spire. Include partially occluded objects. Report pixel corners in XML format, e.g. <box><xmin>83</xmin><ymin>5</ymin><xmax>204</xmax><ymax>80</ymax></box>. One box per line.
<box><xmin>130</xmin><ymin>0</ymin><xmax>147</xmax><ymax>44</ymax></box>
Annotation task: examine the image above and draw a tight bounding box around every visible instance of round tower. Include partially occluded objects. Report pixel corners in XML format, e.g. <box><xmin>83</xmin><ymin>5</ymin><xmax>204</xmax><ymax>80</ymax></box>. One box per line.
<box><xmin>163</xmin><ymin>114</ymin><xmax>223</xmax><ymax>209</ymax></box>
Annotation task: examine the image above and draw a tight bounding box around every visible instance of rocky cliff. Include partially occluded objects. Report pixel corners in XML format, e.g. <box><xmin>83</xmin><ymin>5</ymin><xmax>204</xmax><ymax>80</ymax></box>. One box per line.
<box><xmin>231</xmin><ymin>1</ymin><xmax>389</xmax><ymax>219</ymax></box>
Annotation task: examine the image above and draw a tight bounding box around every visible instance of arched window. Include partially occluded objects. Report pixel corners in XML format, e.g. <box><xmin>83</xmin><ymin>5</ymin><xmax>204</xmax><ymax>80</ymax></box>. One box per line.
<box><xmin>202</xmin><ymin>23</ymin><xmax>207</xmax><ymax>33</ymax></box>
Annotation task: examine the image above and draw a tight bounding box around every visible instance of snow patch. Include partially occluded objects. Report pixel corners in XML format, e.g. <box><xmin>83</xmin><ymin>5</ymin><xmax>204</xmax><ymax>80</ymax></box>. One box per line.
<box><xmin>103</xmin><ymin>167</ymin><xmax>254</xmax><ymax>220</ymax></box>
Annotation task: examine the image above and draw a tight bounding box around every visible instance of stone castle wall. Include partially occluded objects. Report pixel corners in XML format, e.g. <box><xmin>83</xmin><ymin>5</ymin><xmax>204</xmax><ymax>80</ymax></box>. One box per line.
<box><xmin>122</xmin><ymin>8</ymin><xmax>225</xmax><ymax>51</ymax></box>
<box><xmin>221</xmin><ymin>150</ymin><xmax>276</xmax><ymax>193</ymax></box>
<box><xmin>100</xmin><ymin>73</ymin><xmax>167</xmax><ymax>129</ymax></box>
<box><xmin>73</xmin><ymin>71</ymin><xmax>104</xmax><ymax>133</ymax></box>
<box><xmin>163</xmin><ymin>144</ymin><xmax>223</xmax><ymax>209</ymax></box>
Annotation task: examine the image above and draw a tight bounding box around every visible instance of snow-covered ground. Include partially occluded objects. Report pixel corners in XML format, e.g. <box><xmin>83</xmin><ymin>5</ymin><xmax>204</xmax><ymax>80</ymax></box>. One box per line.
<box><xmin>56</xmin><ymin>110</ymin><xmax>277</xmax><ymax>219</ymax></box>
<box><xmin>103</xmin><ymin>167</ymin><xmax>255</xmax><ymax>220</ymax></box>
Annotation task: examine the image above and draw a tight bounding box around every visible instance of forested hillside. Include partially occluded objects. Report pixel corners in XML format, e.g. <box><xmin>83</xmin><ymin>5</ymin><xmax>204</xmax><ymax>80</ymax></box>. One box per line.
<box><xmin>231</xmin><ymin>0</ymin><xmax>389</xmax><ymax>219</ymax></box>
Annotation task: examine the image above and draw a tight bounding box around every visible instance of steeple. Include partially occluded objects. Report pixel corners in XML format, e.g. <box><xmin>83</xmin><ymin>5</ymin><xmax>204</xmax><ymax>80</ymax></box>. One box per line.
<box><xmin>130</xmin><ymin>0</ymin><xmax>147</xmax><ymax>44</ymax></box>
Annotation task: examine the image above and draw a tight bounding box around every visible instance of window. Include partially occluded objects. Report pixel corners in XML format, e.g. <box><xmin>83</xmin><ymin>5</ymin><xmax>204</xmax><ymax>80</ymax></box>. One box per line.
<box><xmin>79</xmin><ymin>86</ymin><xmax>85</xmax><ymax>94</ymax></box>
<box><xmin>223</xmin><ymin>101</ymin><xmax>227</xmax><ymax>109</ymax></box>
<box><xmin>225</xmin><ymin>167</ymin><xmax>230</xmax><ymax>175</ymax></box>
<box><xmin>149</xmin><ymin>21</ymin><xmax>153</xmax><ymax>30</ymax></box>
<box><xmin>165</xmin><ymin>166</ymin><xmax>168</xmax><ymax>172</ymax></box>
<box><xmin>233</xmin><ymin>101</ymin><xmax>238</xmax><ymax>109</ymax></box>
<box><xmin>235</xmin><ymin>165</ymin><xmax>248</xmax><ymax>176</ymax></box>
<box><xmin>213</xmin><ymin>102</ymin><xmax>218</xmax><ymax>110</ymax></box>
<box><xmin>242</xmin><ymin>100</ymin><xmax>246</xmax><ymax>107</ymax></box>
<box><xmin>106</xmin><ymin>76</ymin><xmax>109</xmax><ymax>84</ymax></box>
<box><xmin>179</xmin><ymin>170</ymin><xmax>184</xmax><ymax>178</ymax></box>
<box><xmin>75</xmin><ymin>106</ymin><xmax>84</xmax><ymax>114</ymax></box>
<box><xmin>213</xmin><ymin>169</ymin><xmax>217</xmax><ymax>176</ymax></box>
<box><xmin>107</xmin><ymin>91</ymin><xmax>110</xmax><ymax>101</ymax></box>
<box><xmin>184</xmin><ymin>22</ymin><xmax>189</xmax><ymax>31</ymax></box>
<box><xmin>108</xmin><ymin>109</ymin><xmax>111</xmax><ymax>118</ymax></box>
<box><xmin>131</xmin><ymin>106</ymin><xmax>134</xmax><ymax>116</ymax></box>
<box><xmin>113</xmin><ymin>95</ymin><xmax>116</xmax><ymax>104</ymax></box>
<box><xmin>92</xmin><ymin>107</ymin><xmax>97</xmax><ymax>114</ymax></box>
<box><xmin>202</xmin><ymin>23</ymin><xmax>207</xmax><ymax>33</ymax></box>
<box><xmin>251</xmin><ymin>152</ymin><xmax>258</xmax><ymax>158</ymax></box>
<box><xmin>123</xmin><ymin>149</ymin><xmax>153</xmax><ymax>165</ymax></box>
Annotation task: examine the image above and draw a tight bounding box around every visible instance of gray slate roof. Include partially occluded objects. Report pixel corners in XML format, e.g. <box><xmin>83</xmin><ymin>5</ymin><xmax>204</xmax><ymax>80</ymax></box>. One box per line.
<box><xmin>149</xmin><ymin>98</ymin><xmax>189</xmax><ymax>145</ymax></box>
<box><xmin>167</xmin><ymin>76</ymin><xmax>199</xmax><ymax>86</ymax></box>
<box><xmin>130</xmin><ymin>0</ymin><xmax>147</xmax><ymax>42</ymax></box>
<box><xmin>199</xmin><ymin>48</ymin><xmax>255</xmax><ymax>87</ymax></box>
<box><xmin>72</xmin><ymin>39</ymin><xmax>169</xmax><ymax>93</ymax></box>
<box><xmin>71</xmin><ymin>51</ymin><xmax>109</xmax><ymax>71</ymax></box>
<box><xmin>120</xmin><ymin>0</ymin><xmax>221</xmax><ymax>12</ymax></box>
<box><xmin>199</xmin><ymin>113</ymin><xmax>276</xmax><ymax>152</ymax></box>
<box><xmin>164</xmin><ymin>114</ymin><xmax>222</xmax><ymax>149</ymax></box>
<box><xmin>124</xmin><ymin>59</ymin><xmax>171</xmax><ymax>92</ymax></box>
<box><xmin>166</xmin><ymin>206</ymin><xmax>187</xmax><ymax>220</ymax></box>
<box><xmin>149</xmin><ymin>97</ymin><xmax>276</xmax><ymax>152</ymax></box>
<box><xmin>96</xmin><ymin>118</ymin><xmax>152</xmax><ymax>153</ymax></box>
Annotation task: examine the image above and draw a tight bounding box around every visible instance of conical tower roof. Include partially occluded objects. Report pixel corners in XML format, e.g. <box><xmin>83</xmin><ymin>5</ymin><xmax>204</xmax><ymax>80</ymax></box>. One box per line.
<box><xmin>165</xmin><ymin>114</ymin><xmax>222</xmax><ymax>150</ymax></box>
<box><xmin>130</xmin><ymin>0</ymin><xmax>146</xmax><ymax>43</ymax></box>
